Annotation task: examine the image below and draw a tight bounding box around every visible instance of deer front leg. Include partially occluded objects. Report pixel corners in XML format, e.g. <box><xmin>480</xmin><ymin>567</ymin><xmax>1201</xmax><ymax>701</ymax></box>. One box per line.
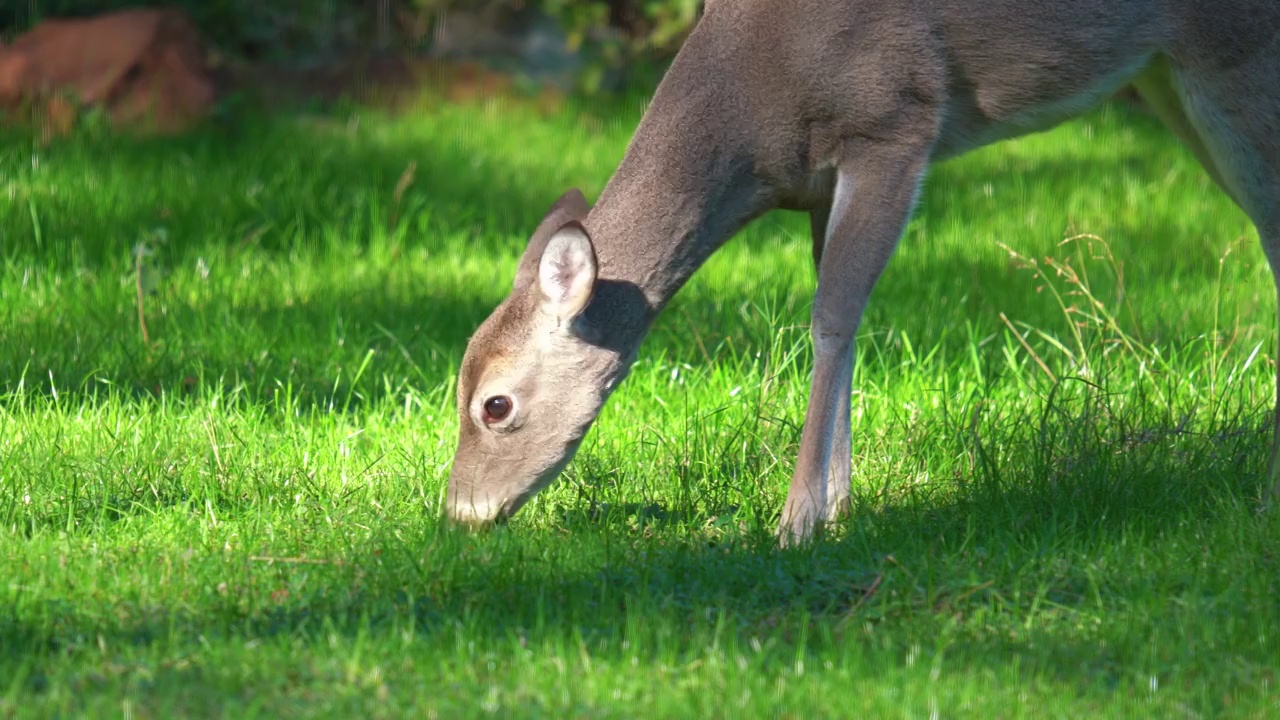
<box><xmin>809</xmin><ymin>204</ymin><xmax>854</xmax><ymax>522</ymax></box>
<box><xmin>779</xmin><ymin>142</ymin><xmax>932</xmax><ymax>544</ymax></box>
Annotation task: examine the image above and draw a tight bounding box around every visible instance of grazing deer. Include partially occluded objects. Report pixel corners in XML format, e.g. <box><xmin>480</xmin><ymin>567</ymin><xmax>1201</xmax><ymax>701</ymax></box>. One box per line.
<box><xmin>446</xmin><ymin>0</ymin><xmax>1280</xmax><ymax>542</ymax></box>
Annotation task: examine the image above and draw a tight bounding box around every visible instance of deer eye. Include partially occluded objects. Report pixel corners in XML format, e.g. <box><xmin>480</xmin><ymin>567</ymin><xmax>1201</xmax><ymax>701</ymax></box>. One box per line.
<box><xmin>481</xmin><ymin>395</ymin><xmax>513</xmax><ymax>424</ymax></box>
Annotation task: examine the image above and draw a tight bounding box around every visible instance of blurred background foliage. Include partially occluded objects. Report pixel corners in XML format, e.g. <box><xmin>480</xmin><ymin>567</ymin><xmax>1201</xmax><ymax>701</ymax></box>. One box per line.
<box><xmin>1</xmin><ymin>0</ymin><xmax>706</xmax><ymax>94</ymax></box>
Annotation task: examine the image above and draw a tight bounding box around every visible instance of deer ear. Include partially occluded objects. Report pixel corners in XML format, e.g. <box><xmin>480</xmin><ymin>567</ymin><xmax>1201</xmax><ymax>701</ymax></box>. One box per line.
<box><xmin>515</xmin><ymin>188</ymin><xmax>592</xmax><ymax>291</ymax></box>
<box><xmin>547</xmin><ymin>187</ymin><xmax>589</xmax><ymax>219</ymax></box>
<box><xmin>537</xmin><ymin>221</ymin><xmax>596</xmax><ymax>321</ymax></box>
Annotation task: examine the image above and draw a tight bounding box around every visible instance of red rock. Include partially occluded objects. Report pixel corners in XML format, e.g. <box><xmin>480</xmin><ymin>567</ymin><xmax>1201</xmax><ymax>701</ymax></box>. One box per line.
<box><xmin>0</xmin><ymin>7</ymin><xmax>216</xmax><ymax>136</ymax></box>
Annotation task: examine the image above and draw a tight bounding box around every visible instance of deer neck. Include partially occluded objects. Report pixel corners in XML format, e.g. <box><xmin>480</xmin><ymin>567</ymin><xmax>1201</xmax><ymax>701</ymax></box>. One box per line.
<box><xmin>580</xmin><ymin>56</ymin><xmax>770</xmax><ymax>356</ymax></box>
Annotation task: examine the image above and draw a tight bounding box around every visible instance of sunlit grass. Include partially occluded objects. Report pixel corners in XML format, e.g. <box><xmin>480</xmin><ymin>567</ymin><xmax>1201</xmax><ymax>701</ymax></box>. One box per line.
<box><xmin>1</xmin><ymin>95</ymin><xmax>1277</xmax><ymax>717</ymax></box>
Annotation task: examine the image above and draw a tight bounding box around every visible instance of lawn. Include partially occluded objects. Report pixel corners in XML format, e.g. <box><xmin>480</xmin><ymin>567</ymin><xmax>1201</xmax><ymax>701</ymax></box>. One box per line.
<box><xmin>1</xmin><ymin>91</ymin><xmax>1277</xmax><ymax>718</ymax></box>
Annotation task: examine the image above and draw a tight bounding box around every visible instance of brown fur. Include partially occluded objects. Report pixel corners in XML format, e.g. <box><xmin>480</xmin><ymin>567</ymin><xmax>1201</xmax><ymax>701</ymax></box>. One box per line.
<box><xmin>448</xmin><ymin>0</ymin><xmax>1280</xmax><ymax>541</ymax></box>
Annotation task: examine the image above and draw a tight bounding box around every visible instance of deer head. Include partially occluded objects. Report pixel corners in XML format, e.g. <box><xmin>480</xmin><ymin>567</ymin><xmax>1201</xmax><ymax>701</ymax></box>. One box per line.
<box><xmin>445</xmin><ymin>189</ymin><xmax>628</xmax><ymax>525</ymax></box>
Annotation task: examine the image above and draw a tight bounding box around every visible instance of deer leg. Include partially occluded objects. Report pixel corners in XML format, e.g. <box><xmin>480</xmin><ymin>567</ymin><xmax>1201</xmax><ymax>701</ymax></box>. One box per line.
<box><xmin>779</xmin><ymin>142</ymin><xmax>931</xmax><ymax>543</ymax></box>
<box><xmin>1257</xmin><ymin>243</ymin><xmax>1280</xmax><ymax>507</ymax></box>
<box><xmin>1130</xmin><ymin>56</ymin><xmax>1240</xmax><ymax>206</ymax></box>
<box><xmin>808</xmin><ymin>203</ymin><xmax>854</xmax><ymax>521</ymax></box>
<box><xmin>1158</xmin><ymin>56</ymin><xmax>1280</xmax><ymax>505</ymax></box>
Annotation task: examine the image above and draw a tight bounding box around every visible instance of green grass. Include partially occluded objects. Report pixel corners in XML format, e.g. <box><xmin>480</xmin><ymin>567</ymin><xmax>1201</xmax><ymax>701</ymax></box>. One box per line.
<box><xmin>1</xmin><ymin>94</ymin><xmax>1278</xmax><ymax>718</ymax></box>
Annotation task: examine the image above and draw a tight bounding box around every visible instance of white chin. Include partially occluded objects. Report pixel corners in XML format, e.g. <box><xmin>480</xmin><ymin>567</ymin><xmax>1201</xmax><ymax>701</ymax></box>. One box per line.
<box><xmin>447</xmin><ymin>494</ymin><xmax>507</xmax><ymax>525</ymax></box>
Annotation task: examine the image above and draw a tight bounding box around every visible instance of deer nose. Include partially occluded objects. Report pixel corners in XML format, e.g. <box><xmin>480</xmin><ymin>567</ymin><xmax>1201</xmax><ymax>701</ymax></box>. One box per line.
<box><xmin>444</xmin><ymin>490</ymin><xmax>506</xmax><ymax>527</ymax></box>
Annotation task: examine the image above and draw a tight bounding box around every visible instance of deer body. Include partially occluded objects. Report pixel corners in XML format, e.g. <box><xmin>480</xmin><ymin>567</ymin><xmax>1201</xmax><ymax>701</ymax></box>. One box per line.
<box><xmin>447</xmin><ymin>0</ymin><xmax>1280</xmax><ymax>541</ymax></box>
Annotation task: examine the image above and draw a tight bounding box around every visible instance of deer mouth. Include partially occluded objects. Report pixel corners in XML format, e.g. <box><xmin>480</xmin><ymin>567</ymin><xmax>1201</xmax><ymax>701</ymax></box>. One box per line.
<box><xmin>500</xmin><ymin>492</ymin><xmax>537</xmax><ymax>519</ymax></box>
<box><xmin>445</xmin><ymin>490</ymin><xmax>507</xmax><ymax>527</ymax></box>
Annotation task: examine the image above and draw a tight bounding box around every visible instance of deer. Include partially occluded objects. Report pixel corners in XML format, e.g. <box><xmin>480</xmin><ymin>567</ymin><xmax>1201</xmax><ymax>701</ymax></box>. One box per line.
<box><xmin>445</xmin><ymin>0</ymin><xmax>1280</xmax><ymax>543</ymax></box>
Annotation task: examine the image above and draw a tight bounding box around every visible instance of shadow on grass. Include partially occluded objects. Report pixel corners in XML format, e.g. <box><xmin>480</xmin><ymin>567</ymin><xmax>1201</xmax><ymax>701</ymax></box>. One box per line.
<box><xmin>3</xmin><ymin>383</ymin><xmax>1276</xmax><ymax>695</ymax></box>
